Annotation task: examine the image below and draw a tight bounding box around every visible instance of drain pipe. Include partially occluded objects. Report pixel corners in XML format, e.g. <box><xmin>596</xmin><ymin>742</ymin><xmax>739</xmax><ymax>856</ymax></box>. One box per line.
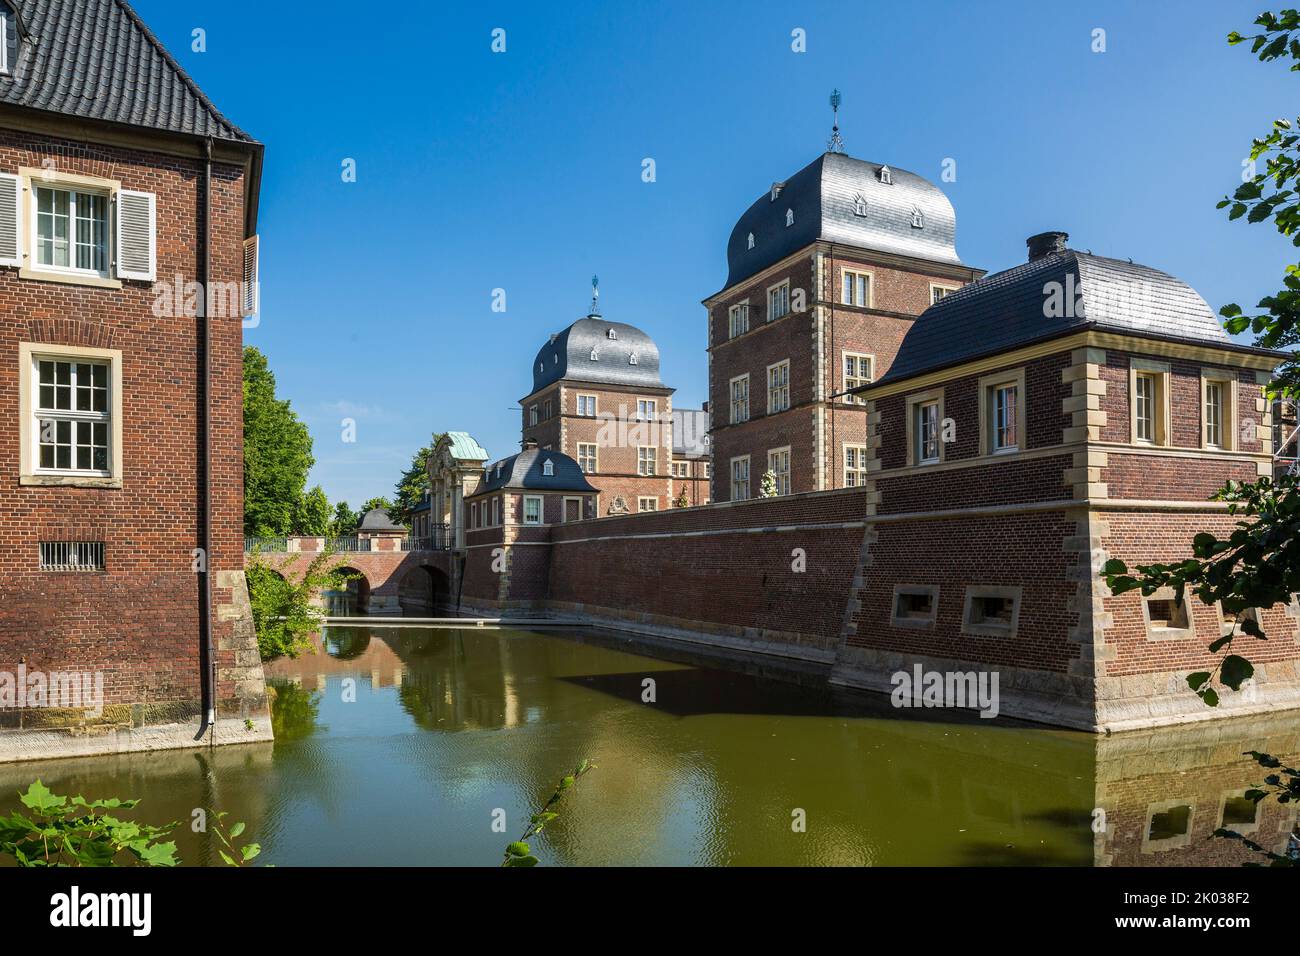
<box><xmin>198</xmin><ymin>137</ymin><xmax>216</xmax><ymax>736</ymax></box>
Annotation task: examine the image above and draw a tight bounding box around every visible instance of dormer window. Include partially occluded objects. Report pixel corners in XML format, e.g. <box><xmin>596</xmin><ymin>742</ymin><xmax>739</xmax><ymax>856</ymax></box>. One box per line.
<box><xmin>747</xmin><ymin>232</ymin><xmax>755</xmax><ymax>250</ymax></box>
<box><xmin>770</xmin><ymin>182</ymin><xmax>783</xmax><ymax>201</ymax></box>
<box><xmin>785</xmin><ymin>208</ymin><xmax>794</xmax><ymax>227</ymax></box>
<box><xmin>552</xmin><ymin>352</ymin><xmax>558</xmax><ymax>364</ymax></box>
<box><xmin>543</xmin><ymin>459</ymin><xmax>554</xmax><ymax>476</ymax></box>
<box><xmin>537</xmin><ymin>362</ymin><xmax>543</xmax><ymax>374</ymax></box>
<box><xmin>629</xmin><ymin>353</ymin><xmax>638</xmax><ymax>365</ymax></box>
<box><xmin>589</xmin><ymin>348</ymin><xmax>599</xmax><ymax>361</ymax></box>
<box><xmin>0</xmin><ymin>2</ymin><xmax>16</xmax><ymax>76</ymax></box>
<box><xmin>607</xmin><ymin>328</ymin><xmax>617</xmax><ymax>340</ymax></box>
<box><xmin>910</xmin><ymin>206</ymin><xmax>924</xmax><ymax>229</ymax></box>
<box><xmin>878</xmin><ymin>165</ymin><xmax>892</xmax><ymax>185</ymax></box>
<box><xmin>852</xmin><ymin>194</ymin><xmax>867</xmax><ymax>217</ymax></box>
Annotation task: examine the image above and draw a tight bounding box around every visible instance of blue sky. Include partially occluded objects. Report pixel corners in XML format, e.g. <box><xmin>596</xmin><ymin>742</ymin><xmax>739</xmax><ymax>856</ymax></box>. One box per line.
<box><xmin>140</xmin><ymin>0</ymin><xmax>1296</xmax><ymax>508</ymax></box>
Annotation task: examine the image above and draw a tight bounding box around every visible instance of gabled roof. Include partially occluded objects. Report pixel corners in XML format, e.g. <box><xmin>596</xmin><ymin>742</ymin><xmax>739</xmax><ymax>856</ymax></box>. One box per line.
<box><xmin>879</xmin><ymin>245</ymin><xmax>1240</xmax><ymax>386</ymax></box>
<box><xmin>469</xmin><ymin>448</ymin><xmax>598</xmax><ymax>498</ymax></box>
<box><xmin>527</xmin><ymin>316</ymin><xmax>665</xmax><ymax>397</ymax></box>
<box><xmin>0</xmin><ymin>0</ymin><xmax>255</xmax><ymax>143</ymax></box>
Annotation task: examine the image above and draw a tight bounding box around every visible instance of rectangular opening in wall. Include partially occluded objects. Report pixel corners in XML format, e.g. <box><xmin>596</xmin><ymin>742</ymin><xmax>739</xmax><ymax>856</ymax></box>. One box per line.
<box><xmin>962</xmin><ymin>586</ymin><xmax>1021</xmax><ymax>637</ymax></box>
<box><xmin>1147</xmin><ymin>804</ymin><xmax>1191</xmax><ymax>842</ymax></box>
<box><xmin>1144</xmin><ymin>594</ymin><xmax>1190</xmax><ymax>633</ymax></box>
<box><xmin>39</xmin><ymin>540</ymin><xmax>105</xmax><ymax>571</ymax></box>
<box><xmin>972</xmin><ymin>596</ymin><xmax>1013</xmax><ymax>626</ymax></box>
<box><xmin>891</xmin><ymin>585</ymin><xmax>938</xmax><ymax>628</ymax></box>
<box><xmin>1221</xmin><ymin>795</ymin><xmax>1260</xmax><ymax>830</ymax></box>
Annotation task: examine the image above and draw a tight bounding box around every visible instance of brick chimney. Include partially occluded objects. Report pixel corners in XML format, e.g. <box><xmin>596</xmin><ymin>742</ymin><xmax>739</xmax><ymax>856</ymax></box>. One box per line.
<box><xmin>521</xmin><ymin>437</ymin><xmax>538</xmax><ymax>450</ymax></box>
<box><xmin>1026</xmin><ymin>231</ymin><xmax>1069</xmax><ymax>261</ymax></box>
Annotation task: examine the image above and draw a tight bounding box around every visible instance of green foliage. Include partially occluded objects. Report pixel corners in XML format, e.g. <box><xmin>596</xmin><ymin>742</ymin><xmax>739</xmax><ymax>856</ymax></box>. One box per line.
<box><xmin>361</xmin><ymin>496</ymin><xmax>393</xmax><ymax>517</ymax></box>
<box><xmin>211</xmin><ymin>810</ymin><xmax>262</xmax><ymax>867</ymax></box>
<box><xmin>243</xmin><ymin>346</ymin><xmax>315</xmax><ymax>537</ymax></box>
<box><xmin>501</xmin><ymin>759</ymin><xmax>595</xmax><ymax>867</ymax></box>
<box><xmin>329</xmin><ymin>500</ymin><xmax>358</xmax><ymax>537</ymax></box>
<box><xmin>0</xmin><ymin>780</ymin><xmax>178</xmax><ymax>867</ymax></box>
<box><xmin>674</xmin><ymin>488</ymin><xmax>689</xmax><ymax>508</ymax></box>
<box><xmin>390</xmin><ymin>433</ymin><xmax>445</xmax><ymax>525</ymax></box>
<box><xmin>759</xmin><ymin>470</ymin><xmax>778</xmax><ymax>498</ymax></box>
<box><xmin>1213</xmin><ymin>750</ymin><xmax>1300</xmax><ymax>866</ymax></box>
<box><xmin>246</xmin><ymin>550</ymin><xmax>354</xmax><ymax>661</ymax></box>
<box><xmin>294</xmin><ymin>485</ymin><xmax>332</xmax><ymax>536</ymax></box>
<box><xmin>1103</xmin><ymin>12</ymin><xmax>1300</xmax><ymax>704</ymax></box>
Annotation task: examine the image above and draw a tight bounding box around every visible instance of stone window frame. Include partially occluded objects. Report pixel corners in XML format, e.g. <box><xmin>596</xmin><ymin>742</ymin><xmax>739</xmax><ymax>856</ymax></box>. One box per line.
<box><xmin>729</xmin><ymin>372</ymin><xmax>750</xmax><ymax>424</ymax></box>
<box><xmin>890</xmin><ymin>584</ymin><xmax>939</xmax><ymax>629</ymax></box>
<box><xmin>20</xmin><ymin>342</ymin><xmax>124</xmax><ymax>489</ymax></box>
<box><xmin>727</xmin><ymin>299</ymin><xmax>750</xmax><ymax>339</ymax></box>
<box><xmin>841</xmin><ymin>267</ymin><xmax>873</xmax><ymax>308</ymax></box>
<box><xmin>766</xmin><ymin>278</ymin><xmax>791</xmax><ymax>322</ymax></box>
<box><xmin>843</xmin><ymin>442</ymin><xmax>869</xmax><ymax>487</ymax></box>
<box><xmin>1201</xmin><ymin>368</ymin><xmax>1237</xmax><ymax>451</ymax></box>
<box><xmin>561</xmin><ymin>495</ymin><xmax>585</xmax><ymax>523</ymax></box>
<box><xmin>1141</xmin><ymin>798</ymin><xmax>1196</xmax><ymax>854</ymax></box>
<box><xmin>905</xmin><ymin>387</ymin><xmax>945</xmax><ymax>467</ymax></box>
<box><xmin>961</xmin><ymin>585</ymin><xmax>1022</xmax><ymax>639</ymax></box>
<box><xmin>528</xmin><ymin>404</ymin><xmax>539</xmax><ymax>427</ymax></box>
<box><xmin>841</xmin><ymin>350</ymin><xmax>873</xmax><ymax>405</ymax></box>
<box><xmin>576</xmin><ymin>442</ymin><xmax>597</xmax><ymax>474</ymax></box>
<box><xmin>635</xmin><ymin>397</ymin><xmax>657</xmax><ymax>421</ymax></box>
<box><xmin>978</xmin><ymin>367</ymin><xmax>1026</xmax><ymax>457</ymax></box>
<box><xmin>766</xmin><ymin>359</ymin><xmax>790</xmax><ymax>414</ymax></box>
<box><xmin>492</xmin><ymin>495</ymin><xmax>502</xmax><ymax>526</ymax></box>
<box><xmin>929</xmin><ymin>283</ymin><xmax>958</xmax><ymax>305</ymax></box>
<box><xmin>1140</xmin><ymin>586</ymin><xmax>1195</xmax><ymax>641</ymax></box>
<box><xmin>766</xmin><ymin>445</ymin><xmax>791</xmax><ymax>495</ymax></box>
<box><xmin>1215</xmin><ymin>601</ymin><xmax>1259</xmax><ymax>638</ymax></box>
<box><xmin>636</xmin><ymin>445</ymin><xmax>656</xmax><ymax>476</ymax></box>
<box><xmin>18</xmin><ymin>167</ymin><xmax>125</xmax><ymax>290</ymax></box>
<box><xmin>1217</xmin><ymin>788</ymin><xmax>1262</xmax><ymax>836</ymax></box>
<box><xmin>521</xmin><ymin>494</ymin><xmax>543</xmax><ymax>526</ymax></box>
<box><xmin>575</xmin><ymin>393</ymin><xmax>597</xmax><ymax>417</ymax></box>
<box><xmin>730</xmin><ymin>454</ymin><xmax>751</xmax><ymax>500</ymax></box>
<box><xmin>637</xmin><ymin>496</ymin><xmax>658</xmax><ymax>512</ymax></box>
<box><xmin>1129</xmin><ymin>358</ymin><xmax>1171</xmax><ymax>447</ymax></box>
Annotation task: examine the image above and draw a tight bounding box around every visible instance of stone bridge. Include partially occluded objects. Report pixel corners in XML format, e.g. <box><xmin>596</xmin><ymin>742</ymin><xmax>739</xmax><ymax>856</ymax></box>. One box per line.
<box><xmin>244</xmin><ymin>536</ymin><xmax>458</xmax><ymax>615</ymax></box>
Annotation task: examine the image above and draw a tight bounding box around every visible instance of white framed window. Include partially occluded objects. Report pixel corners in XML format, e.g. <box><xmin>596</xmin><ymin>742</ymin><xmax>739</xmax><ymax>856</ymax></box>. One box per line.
<box><xmin>767</xmin><ymin>280</ymin><xmax>790</xmax><ymax>321</ymax></box>
<box><xmin>785</xmin><ymin>208</ymin><xmax>794</xmax><ymax>227</ymax></box>
<box><xmin>930</xmin><ymin>284</ymin><xmax>957</xmax><ymax>305</ymax></box>
<box><xmin>767</xmin><ymin>360</ymin><xmax>790</xmax><ymax>414</ymax></box>
<box><xmin>576</xmin><ymin>393</ymin><xmax>597</xmax><ymax>417</ymax></box>
<box><xmin>577</xmin><ymin>442</ymin><xmax>597</xmax><ymax>473</ymax></box>
<box><xmin>844</xmin><ymin>444</ymin><xmax>868</xmax><ymax>487</ymax></box>
<box><xmin>471</xmin><ymin>502</ymin><xmax>479</xmax><ymax>528</ymax></box>
<box><xmin>542</xmin><ymin>459</ymin><xmax>555</xmax><ymax>476</ymax></box>
<box><xmin>747</xmin><ymin>232</ymin><xmax>754</xmax><ymax>250</ymax></box>
<box><xmin>1202</xmin><ymin>372</ymin><xmax>1235</xmax><ymax>450</ymax></box>
<box><xmin>843</xmin><ymin>352</ymin><xmax>873</xmax><ymax>403</ymax></box>
<box><xmin>29</xmin><ymin>353</ymin><xmax>113</xmax><ymax>477</ymax></box>
<box><xmin>1142</xmin><ymin>588</ymin><xmax>1194</xmax><ymax>640</ymax></box>
<box><xmin>0</xmin><ymin>10</ymin><xmax>9</xmax><ymax>75</ymax></box>
<box><xmin>529</xmin><ymin>404</ymin><xmax>539</xmax><ymax>427</ymax></box>
<box><xmin>730</xmin><ymin>455</ymin><xmax>751</xmax><ymax>500</ymax></box>
<box><xmin>34</xmin><ymin>185</ymin><xmax>109</xmax><ymax>276</ymax></box>
<box><xmin>979</xmin><ymin>369</ymin><xmax>1025</xmax><ymax>456</ymax></box>
<box><xmin>492</xmin><ymin>496</ymin><xmax>502</xmax><ymax>525</ymax></box>
<box><xmin>638</xmin><ymin>496</ymin><xmax>658</xmax><ymax>512</ymax></box>
<box><xmin>1129</xmin><ymin>359</ymin><xmax>1170</xmax><ymax>446</ymax></box>
<box><xmin>962</xmin><ymin>586</ymin><xmax>1022</xmax><ymax>638</ymax></box>
<box><xmin>607</xmin><ymin>328</ymin><xmax>618</xmax><ymax>340</ymax></box>
<box><xmin>637</xmin><ymin>445</ymin><xmax>656</xmax><ymax>476</ymax></box>
<box><xmin>728</xmin><ymin>302</ymin><xmax>749</xmax><ymax>339</ymax></box>
<box><xmin>672</xmin><ymin>461</ymin><xmax>690</xmax><ymax>478</ymax></box>
<box><xmin>543</xmin><ymin>398</ymin><xmax>553</xmax><ymax>419</ymax></box>
<box><xmin>1134</xmin><ymin>373</ymin><xmax>1155</xmax><ymax>442</ymax></box>
<box><xmin>767</xmin><ymin>446</ymin><xmax>791</xmax><ymax>495</ymax></box>
<box><xmin>841</xmin><ymin>270</ymin><xmax>871</xmax><ymax>307</ymax></box>
<box><xmin>522</xmin><ymin>495</ymin><xmax>543</xmax><ymax>525</ymax></box>
<box><xmin>914</xmin><ymin>399</ymin><xmax>941</xmax><ymax>464</ymax></box>
<box><xmin>637</xmin><ymin>399</ymin><xmax>656</xmax><ymax>420</ymax></box>
<box><xmin>729</xmin><ymin>374</ymin><xmax>750</xmax><ymax>424</ymax></box>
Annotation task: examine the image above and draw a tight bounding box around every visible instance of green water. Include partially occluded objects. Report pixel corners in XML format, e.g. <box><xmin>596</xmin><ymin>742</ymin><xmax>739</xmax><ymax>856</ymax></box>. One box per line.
<box><xmin>0</xmin><ymin>625</ymin><xmax>1295</xmax><ymax>866</ymax></box>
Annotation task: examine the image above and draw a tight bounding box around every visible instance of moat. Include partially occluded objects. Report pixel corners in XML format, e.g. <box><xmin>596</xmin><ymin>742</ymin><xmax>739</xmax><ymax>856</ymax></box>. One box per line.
<box><xmin>0</xmin><ymin>625</ymin><xmax>1295</xmax><ymax>866</ymax></box>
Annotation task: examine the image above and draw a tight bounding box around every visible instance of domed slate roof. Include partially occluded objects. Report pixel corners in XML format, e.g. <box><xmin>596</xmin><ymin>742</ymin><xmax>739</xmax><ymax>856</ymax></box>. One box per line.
<box><xmin>879</xmin><ymin>241</ymin><xmax>1230</xmax><ymax>385</ymax></box>
<box><xmin>469</xmin><ymin>448</ymin><xmax>598</xmax><ymax>497</ymax></box>
<box><xmin>358</xmin><ymin>507</ymin><xmax>404</xmax><ymax>532</ymax></box>
<box><xmin>529</xmin><ymin>316</ymin><xmax>663</xmax><ymax>396</ymax></box>
<box><xmin>726</xmin><ymin>151</ymin><xmax>962</xmax><ymax>288</ymax></box>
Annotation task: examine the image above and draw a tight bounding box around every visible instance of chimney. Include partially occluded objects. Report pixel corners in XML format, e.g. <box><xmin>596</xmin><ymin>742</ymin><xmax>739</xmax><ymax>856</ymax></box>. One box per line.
<box><xmin>1026</xmin><ymin>231</ymin><xmax>1068</xmax><ymax>261</ymax></box>
<box><xmin>521</xmin><ymin>437</ymin><xmax>538</xmax><ymax>451</ymax></box>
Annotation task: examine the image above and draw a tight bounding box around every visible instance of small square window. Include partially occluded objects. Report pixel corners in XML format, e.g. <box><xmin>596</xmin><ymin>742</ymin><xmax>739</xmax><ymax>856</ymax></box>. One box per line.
<box><xmin>891</xmin><ymin>585</ymin><xmax>938</xmax><ymax>628</ymax></box>
<box><xmin>1148</xmin><ymin>805</ymin><xmax>1191</xmax><ymax>842</ymax></box>
<box><xmin>962</xmin><ymin>587</ymin><xmax>1021</xmax><ymax>637</ymax></box>
<box><xmin>1221</xmin><ymin>795</ymin><xmax>1260</xmax><ymax>831</ymax></box>
<box><xmin>1142</xmin><ymin>588</ymin><xmax>1193</xmax><ymax>639</ymax></box>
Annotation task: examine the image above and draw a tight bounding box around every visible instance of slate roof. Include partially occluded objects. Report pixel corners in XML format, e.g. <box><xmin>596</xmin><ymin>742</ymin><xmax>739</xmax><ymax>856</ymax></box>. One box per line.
<box><xmin>878</xmin><ymin>246</ymin><xmax>1239</xmax><ymax>386</ymax></box>
<box><xmin>469</xmin><ymin>448</ymin><xmax>598</xmax><ymax>498</ymax></box>
<box><xmin>0</xmin><ymin>0</ymin><xmax>255</xmax><ymax>142</ymax></box>
<box><xmin>672</xmin><ymin>408</ymin><xmax>709</xmax><ymax>457</ymax></box>
<box><xmin>528</xmin><ymin>316</ymin><xmax>664</xmax><ymax>396</ymax></box>
<box><xmin>358</xmin><ymin>507</ymin><xmax>405</xmax><ymax>532</ymax></box>
<box><xmin>725</xmin><ymin>151</ymin><xmax>962</xmax><ymax>288</ymax></box>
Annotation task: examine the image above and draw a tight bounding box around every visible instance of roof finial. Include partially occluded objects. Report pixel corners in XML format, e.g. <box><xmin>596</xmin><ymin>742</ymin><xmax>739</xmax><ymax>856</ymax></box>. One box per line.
<box><xmin>589</xmin><ymin>274</ymin><xmax>601</xmax><ymax>317</ymax></box>
<box><xmin>827</xmin><ymin>89</ymin><xmax>845</xmax><ymax>154</ymax></box>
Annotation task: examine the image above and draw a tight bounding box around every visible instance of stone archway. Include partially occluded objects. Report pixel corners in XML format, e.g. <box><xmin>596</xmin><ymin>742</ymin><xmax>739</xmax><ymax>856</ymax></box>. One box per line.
<box><xmin>327</xmin><ymin>566</ymin><xmax>371</xmax><ymax>615</ymax></box>
<box><xmin>398</xmin><ymin>565</ymin><xmax>452</xmax><ymax>615</ymax></box>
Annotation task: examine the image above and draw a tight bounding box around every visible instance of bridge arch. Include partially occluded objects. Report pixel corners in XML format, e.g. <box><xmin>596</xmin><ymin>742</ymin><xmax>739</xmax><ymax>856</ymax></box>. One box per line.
<box><xmin>327</xmin><ymin>565</ymin><xmax>371</xmax><ymax>615</ymax></box>
<box><xmin>397</xmin><ymin>564</ymin><xmax>452</xmax><ymax>616</ymax></box>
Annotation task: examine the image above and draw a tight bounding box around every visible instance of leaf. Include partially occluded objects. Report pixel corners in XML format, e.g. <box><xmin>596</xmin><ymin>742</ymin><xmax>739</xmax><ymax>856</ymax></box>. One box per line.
<box><xmin>1209</xmin><ymin>635</ymin><xmax>1233</xmax><ymax>653</ymax></box>
<box><xmin>503</xmin><ymin>854</ymin><xmax>539</xmax><ymax>867</ymax></box>
<box><xmin>505</xmin><ymin>841</ymin><xmax>531</xmax><ymax>857</ymax></box>
<box><xmin>1101</xmin><ymin>558</ymin><xmax>1128</xmax><ymax>575</ymax></box>
<box><xmin>1187</xmin><ymin>671</ymin><xmax>1212</xmax><ymax>691</ymax></box>
<box><xmin>218</xmin><ymin>850</ymin><xmax>236</xmax><ymax>866</ymax></box>
<box><xmin>19</xmin><ymin>781</ymin><xmax>66</xmax><ymax>816</ymax></box>
<box><xmin>241</xmin><ymin>843</ymin><xmax>261</xmax><ymax>862</ymax></box>
<box><xmin>1201</xmin><ymin>687</ymin><xmax>1220</xmax><ymax>707</ymax></box>
<box><xmin>228</xmin><ymin>821</ymin><xmax>246</xmax><ymax>839</ymax></box>
<box><xmin>136</xmin><ymin>841</ymin><xmax>179</xmax><ymax>867</ymax></box>
<box><xmin>1221</xmin><ymin>654</ymin><xmax>1255</xmax><ymax>690</ymax></box>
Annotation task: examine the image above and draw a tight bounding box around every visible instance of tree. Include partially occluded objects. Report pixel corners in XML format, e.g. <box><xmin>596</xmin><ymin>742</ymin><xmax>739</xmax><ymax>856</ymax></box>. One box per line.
<box><xmin>361</xmin><ymin>496</ymin><xmax>393</xmax><ymax>517</ymax></box>
<box><xmin>330</xmin><ymin>500</ymin><xmax>358</xmax><ymax>537</ymax></box>
<box><xmin>390</xmin><ymin>432</ymin><xmax>445</xmax><ymax>526</ymax></box>
<box><xmin>293</xmin><ymin>486</ymin><xmax>332</xmax><ymax>536</ymax></box>
<box><xmin>759</xmin><ymin>470</ymin><xmax>778</xmax><ymax>498</ymax></box>
<box><xmin>245</xmin><ymin>551</ymin><xmax>354</xmax><ymax>661</ymax></box>
<box><xmin>1103</xmin><ymin>11</ymin><xmax>1300</xmax><ymax>705</ymax></box>
<box><xmin>243</xmin><ymin>346</ymin><xmax>314</xmax><ymax>537</ymax></box>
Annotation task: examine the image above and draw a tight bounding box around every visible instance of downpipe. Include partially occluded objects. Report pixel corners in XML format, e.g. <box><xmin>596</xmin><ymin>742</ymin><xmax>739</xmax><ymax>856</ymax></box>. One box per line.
<box><xmin>196</xmin><ymin>137</ymin><xmax>216</xmax><ymax>739</ymax></box>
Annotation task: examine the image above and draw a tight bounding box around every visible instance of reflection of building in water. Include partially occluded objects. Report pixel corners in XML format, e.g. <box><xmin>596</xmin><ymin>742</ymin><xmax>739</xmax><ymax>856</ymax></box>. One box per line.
<box><xmin>1094</xmin><ymin>713</ymin><xmax>1300</xmax><ymax>867</ymax></box>
<box><xmin>264</xmin><ymin>629</ymin><xmax>405</xmax><ymax>689</ymax></box>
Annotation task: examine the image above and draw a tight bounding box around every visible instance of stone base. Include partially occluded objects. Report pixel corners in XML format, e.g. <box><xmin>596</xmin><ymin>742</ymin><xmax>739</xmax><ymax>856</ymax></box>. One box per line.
<box><xmin>0</xmin><ymin>715</ymin><xmax>274</xmax><ymax>764</ymax></box>
<box><xmin>367</xmin><ymin>595</ymin><xmax>403</xmax><ymax>616</ymax></box>
<box><xmin>1096</xmin><ymin>659</ymin><xmax>1300</xmax><ymax>733</ymax></box>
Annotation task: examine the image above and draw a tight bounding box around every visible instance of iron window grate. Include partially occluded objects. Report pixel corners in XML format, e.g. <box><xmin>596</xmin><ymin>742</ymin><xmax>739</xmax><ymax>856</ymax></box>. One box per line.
<box><xmin>39</xmin><ymin>541</ymin><xmax>105</xmax><ymax>571</ymax></box>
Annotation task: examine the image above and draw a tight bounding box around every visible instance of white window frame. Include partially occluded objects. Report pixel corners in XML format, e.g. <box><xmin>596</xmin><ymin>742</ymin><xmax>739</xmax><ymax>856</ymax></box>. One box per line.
<box><xmin>766</xmin><ymin>360</ymin><xmax>790</xmax><ymax>414</ymax></box>
<box><xmin>1201</xmin><ymin>370</ymin><xmax>1236</xmax><ymax>451</ymax></box>
<box><xmin>844</xmin><ymin>443</ymin><xmax>869</xmax><ymax>487</ymax></box>
<box><xmin>492</xmin><ymin>496</ymin><xmax>502</xmax><ymax>526</ymax></box>
<box><xmin>906</xmin><ymin>388</ymin><xmax>944</xmax><ymax>466</ymax></box>
<box><xmin>31</xmin><ymin>180</ymin><xmax>112</xmax><ymax>280</ymax></box>
<box><xmin>529</xmin><ymin>404</ymin><xmax>539</xmax><ymax>427</ymax></box>
<box><xmin>637</xmin><ymin>398</ymin><xmax>657</xmax><ymax>421</ymax></box>
<box><xmin>1129</xmin><ymin>359</ymin><xmax>1170</xmax><ymax>447</ymax></box>
<box><xmin>20</xmin><ymin>343</ymin><xmax>123</xmax><ymax>488</ymax></box>
<box><xmin>576</xmin><ymin>442</ymin><xmax>597</xmax><ymax>474</ymax></box>
<box><xmin>841</xmin><ymin>269</ymin><xmax>872</xmax><ymax>308</ymax></box>
<box><xmin>522</xmin><ymin>495</ymin><xmax>543</xmax><ymax>525</ymax></box>
<box><xmin>0</xmin><ymin>13</ymin><xmax>8</xmax><ymax>75</ymax></box>
<box><xmin>637</xmin><ymin>496</ymin><xmax>658</xmax><ymax>512</ymax></box>
<box><xmin>729</xmin><ymin>373</ymin><xmax>750</xmax><ymax>424</ymax></box>
<box><xmin>766</xmin><ymin>279</ymin><xmax>790</xmax><ymax>321</ymax></box>
<box><xmin>728</xmin><ymin>300</ymin><xmax>750</xmax><ymax>339</ymax></box>
<box><xmin>767</xmin><ymin>446</ymin><xmax>791</xmax><ymax>496</ymax></box>
<box><xmin>929</xmin><ymin>283</ymin><xmax>958</xmax><ymax>305</ymax></box>
<box><xmin>730</xmin><ymin>455</ymin><xmax>751</xmax><ymax>500</ymax></box>
<box><xmin>843</xmin><ymin>351</ymin><xmax>873</xmax><ymax>404</ymax></box>
<box><xmin>978</xmin><ymin>369</ymin><xmax>1026</xmax><ymax>456</ymax></box>
<box><xmin>576</xmin><ymin>393</ymin><xmax>597</xmax><ymax>417</ymax></box>
<box><xmin>672</xmin><ymin>460</ymin><xmax>689</xmax><ymax>478</ymax></box>
<box><xmin>637</xmin><ymin>445</ymin><xmax>657</xmax><ymax>476</ymax></box>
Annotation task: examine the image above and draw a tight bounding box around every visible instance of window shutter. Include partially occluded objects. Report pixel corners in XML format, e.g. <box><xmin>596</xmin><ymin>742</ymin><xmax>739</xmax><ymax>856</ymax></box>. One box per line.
<box><xmin>115</xmin><ymin>189</ymin><xmax>155</xmax><ymax>281</ymax></box>
<box><xmin>0</xmin><ymin>173</ymin><xmax>20</xmax><ymax>267</ymax></box>
<box><xmin>241</xmin><ymin>235</ymin><xmax>259</xmax><ymax>317</ymax></box>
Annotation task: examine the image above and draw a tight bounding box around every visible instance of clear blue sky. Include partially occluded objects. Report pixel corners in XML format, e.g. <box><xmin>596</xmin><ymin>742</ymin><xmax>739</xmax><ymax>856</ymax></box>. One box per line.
<box><xmin>138</xmin><ymin>0</ymin><xmax>1296</xmax><ymax>508</ymax></box>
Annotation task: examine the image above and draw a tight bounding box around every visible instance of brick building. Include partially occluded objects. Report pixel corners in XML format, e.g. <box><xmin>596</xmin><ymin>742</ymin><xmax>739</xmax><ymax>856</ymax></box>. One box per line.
<box><xmin>0</xmin><ymin>0</ymin><xmax>267</xmax><ymax>760</ymax></box>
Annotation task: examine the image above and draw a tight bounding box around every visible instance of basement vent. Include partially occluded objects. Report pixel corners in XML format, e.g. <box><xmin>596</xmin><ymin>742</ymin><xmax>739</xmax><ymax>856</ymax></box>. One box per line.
<box><xmin>39</xmin><ymin>541</ymin><xmax>105</xmax><ymax>571</ymax></box>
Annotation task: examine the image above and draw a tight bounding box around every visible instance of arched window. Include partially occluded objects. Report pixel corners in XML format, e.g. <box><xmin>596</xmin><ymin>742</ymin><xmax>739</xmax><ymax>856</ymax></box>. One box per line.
<box><xmin>852</xmin><ymin>194</ymin><xmax>867</xmax><ymax>217</ymax></box>
<box><xmin>785</xmin><ymin>208</ymin><xmax>794</xmax><ymax>227</ymax></box>
<box><xmin>878</xmin><ymin>165</ymin><xmax>892</xmax><ymax>185</ymax></box>
<box><xmin>607</xmin><ymin>328</ymin><xmax>617</xmax><ymax>340</ymax></box>
<box><xmin>910</xmin><ymin>206</ymin><xmax>924</xmax><ymax>229</ymax></box>
<box><xmin>589</xmin><ymin>348</ymin><xmax>599</xmax><ymax>361</ymax></box>
<box><xmin>629</xmin><ymin>353</ymin><xmax>638</xmax><ymax>366</ymax></box>
<box><xmin>543</xmin><ymin>460</ymin><xmax>554</xmax><ymax>476</ymax></box>
<box><xmin>747</xmin><ymin>232</ymin><xmax>755</xmax><ymax>250</ymax></box>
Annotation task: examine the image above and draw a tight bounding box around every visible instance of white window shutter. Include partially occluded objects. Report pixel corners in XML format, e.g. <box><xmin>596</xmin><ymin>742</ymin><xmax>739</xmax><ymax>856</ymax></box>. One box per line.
<box><xmin>241</xmin><ymin>235</ymin><xmax>259</xmax><ymax>317</ymax></box>
<box><xmin>115</xmin><ymin>189</ymin><xmax>155</xmax><ymax>281</ymax></box>
<box><xmin>0</xmin><ymin>173</ymin><xmax>21</xmax><ymax>267</ymax></box>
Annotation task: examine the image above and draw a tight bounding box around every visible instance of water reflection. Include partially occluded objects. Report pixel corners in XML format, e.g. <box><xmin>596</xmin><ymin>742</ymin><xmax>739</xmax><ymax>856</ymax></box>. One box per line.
<box><xmin>0</xmin><ymin>625</ymin><xmax>1293</xmax><ymax>867</ymax></box>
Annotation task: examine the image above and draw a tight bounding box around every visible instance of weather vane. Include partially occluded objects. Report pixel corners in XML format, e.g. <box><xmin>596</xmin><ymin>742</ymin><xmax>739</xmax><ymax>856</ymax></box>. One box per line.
<box><xmin>589</xmin><ymin>274</ymin><xmax>601</xmax><ymax>317</ymax></box>
<box><xmin>827</xmin><ymin>89</ymin><xmax>845</xmax><ymax>154</ymax></box>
